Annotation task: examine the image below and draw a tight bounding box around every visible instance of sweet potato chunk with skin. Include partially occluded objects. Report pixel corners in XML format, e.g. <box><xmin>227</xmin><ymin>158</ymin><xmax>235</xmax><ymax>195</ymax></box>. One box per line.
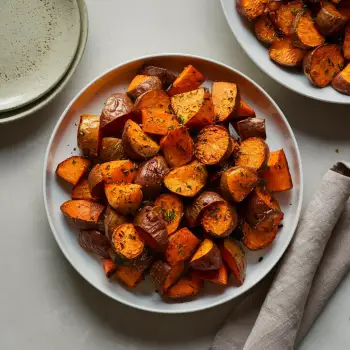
<box><xmin>211</xmin><ymin>82</ymin><xmax>240</xmax><ymax>122</ymax></box>
<box><xmin>171</xmin><ymin>88</ymin><xmax>215</xmax><ymax>130</ymax></box>
<box><xmin>267</xmin><ymin>0</ymin><xmax>281</xmax><ymax>12</ymax></box>
<box><xmin>232</xmin><ymin>99</ymin><xmax>256</xmax><ymax>119</ymax></box>
<box><xmin>167</xmin><ymin>275</ymin><xmax>203</xmax><ymax>298</ymax></box>
<box><xmin>127</xmin><ymin>76</ymin><xmax>162</xmax><ymax>101</ymax></box>
<box><xmin>103</xmin><ymin>259</ymin><xmax>118</xmax><ymax>278</ymax></box>
<box><xmin>114</xmin><ymin>265</ymin><xmax>143</xmax><ymax>288</ymax></box>
<box><xmin>160</xmin><ymin>126</ymin><xmax>194</xmax><ymax>168</ymax></box>
<box><xmin>138</xmin><ymin>65</ymin><xmax>176</xmax><ymax>89</ymax></box>
<box><xmin>194</xmin><ymin>125</ymin><xmax>232</xmax><ymax>165</ymax></box>
<box><xmin>100</xmin><ymin>160</ymin><xmax>137</xmax><ymax>184</ymax></box>
<box><xmin>242</xmin><ymin>221</ymin><xmax>278</xmax><ymax>250</ymax></box>
<box><xmin>155</xmin><ymin>193</ymin><xmax>184</xmax><ymax>235</ymax></box>
<box><xmin>262</xmin><ymin>149</ymin><xmax>293</xmax><ymax>192</ymax></box>
<box><xmin>292</xmin><ymin>11</ymin><xmax>325</xmax><ymax>49</ymax></box>
<box><xmin>237</xmin><ymin>0</ymin><xmax>267</xmax><ymax>21</ymax></box>
<box><xmin>100</xmin><ymin>137</ymin><xmax>127</xmax><ymax>161</ymax></box>
<box><xmin>78</xmin><ymin>230</ymin><xmax>111</xmax><ymax>258</ymax></box>
<box><xmin>237</xmin><ymin>117</ymin><xmax>266</xmax><ymax>140</ymax></box>
<box><xmin>168</xmin><ymin>65</ymin><xmax>205</xmax><ymax>96</ymax></box>
<box><xmin>201</xmin><ymin>202</ymin><xmax>238</xmax><ymax>238</ymax></box>
<box><xmin>254</xmin><ymin>15</ymin><xmax>277</xmax><ymax>46</ymax></box>
<box><xmin>127</xmin><ymin>75</ymin><xmax>149</xmax><ymax>92</ymax></box>
<box><xmin>60</xmin><ymin>200</ymin><xmax>105</xmax><ymax>229</ymax></box>
<box><xmin>77</xmin><ymin>114</ymin><xmax>101</xmax><ymax>158</ymax></box>
<box><xmin>220</xmin><ymin>166</ymin><xmax>259</xmax><ymax>203</ymax></box>
<box><xmin>269</xmin><ymin>37</ymin><xmax>306</xmax><ymax>67</ymax></box>
<box><xmin>191</xmin><ymin>264</ymin><xmax>229</xmax><ymax>285</ymax></box>
<box><xmin>316</xmin><ymin>1</ymin><xmax>347</xmax><ymax>36</ymax></box>
<box><xmin>56</xmin><ymin>156</ymin><xmax>91</xmax><ymax>185</ymax></box>
<box><xmin>134</xmin><ymin>90</ymin><xmax>171</xmax><ymax>112</ymax></box>
<box><xmin>141</xmin><ymin>108</ymin><xmax>179</xmax><ymax>135</ymax></box>
<box><xmin>235</xmin><ymin>137</ymin><xmax>269</xmax><ymax>170</ymax></box>
<box><xmin>332</xmin><ymin>63</ymin><xmax>350</xmax><ymax>95</ymax></box>
<box><xmin>276</xmin><ymin>1</ymin><xmax>303</xmax><ymax>36</ymax></box>
<box><xmin>72</xmin><ymin>179</ymin><xmax>94</xmax><ymax>201</ymax></box>
<box><xmin>111</xmin><ymin>223</ymin><xmax>144</xmax><ymax>260</ymax></box>
<box><xmin>190</xmin><ymin>239</ymin><xmax>222</xmax><ymax>271</ymax></box>
<box><xmin>105</xmin><ymin>183</ymin><xmax>143</xmax><ymax>215</ymax></box>
<box><xmin>163</xmin><ymin>160</ymin><xmax>208</xmax><ymax>197</ymax></box>
<box><xmin>104</xmin><ymin>205</ymin><xmax>128</xmax><ymax>241</ymax></box>
<box><xmin>122</xmin><ymin>119</ymin><xmax>160</xmax><ymax>160</ymax></box>
<box><xmin>344</xmin><ymin>24</ymin><xmax>350</xmax><ymax>60</ymax></box>
<box><xmin>303</xmin><ymin>44</ymin><xmax>344</xmax><ymax>88</ymax></box>
<box><xmin>166</xmin><ymin>227</ymin><xmax>200</xmax><ymax>266</ymax></box>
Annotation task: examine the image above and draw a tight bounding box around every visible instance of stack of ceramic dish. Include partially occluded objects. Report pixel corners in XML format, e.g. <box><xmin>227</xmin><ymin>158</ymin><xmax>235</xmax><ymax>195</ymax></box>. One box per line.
<box><xmin>0</xmin><ymin>0</ymin><xmax>88</xmax><ymax>124</ymax></box>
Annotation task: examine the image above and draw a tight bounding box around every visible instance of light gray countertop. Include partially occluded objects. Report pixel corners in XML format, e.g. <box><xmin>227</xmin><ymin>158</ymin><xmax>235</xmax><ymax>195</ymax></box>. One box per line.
<box><xmin>1</xmin><ymin>1</ymin><xmax>350</xmax><ymax>349</ymax></box>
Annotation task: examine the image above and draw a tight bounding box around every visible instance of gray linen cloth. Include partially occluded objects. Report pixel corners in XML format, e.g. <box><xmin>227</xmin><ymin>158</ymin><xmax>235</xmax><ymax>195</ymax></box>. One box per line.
<box><xmin>212</xmin><ymin>162</ymin><xmax>350</xmax><ymax>350</ymax></box>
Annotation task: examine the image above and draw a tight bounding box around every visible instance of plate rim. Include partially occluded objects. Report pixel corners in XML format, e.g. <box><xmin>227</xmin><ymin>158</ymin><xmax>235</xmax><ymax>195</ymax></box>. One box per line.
<box><xmin>43</xmin><ymin>53</ymin><xmax>304</xmax><ymax>314</ymax></box>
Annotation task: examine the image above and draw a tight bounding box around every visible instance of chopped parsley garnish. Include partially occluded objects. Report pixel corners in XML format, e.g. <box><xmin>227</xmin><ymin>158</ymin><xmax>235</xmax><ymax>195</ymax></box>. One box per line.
<box><xmin>178</xmin><ymin>116</ymin><xmax>185</xmax><ymax>124</ymax></box>
<box><xmin>162</xmin><ymin>208</ymin><xmax>177</xmax><ymax>223</ymax></box>
<box><xmin>335</xmin><ymin>148</ymin><xmax>340</xmax><ymax>153</ymax></box>
<box><xmin>186</xmin><ymin>184</ymin><xmax>192</xmax><ymax>189</ymax></box>
<box><xmin>72</xmin><ymin>159</ymin><xmax>77</xmax><ymax>165</ymax></box>
<box><xmin>291</xmin><ymin>8</ymin><xmax>298</xmax><ymax>15</ymax></box>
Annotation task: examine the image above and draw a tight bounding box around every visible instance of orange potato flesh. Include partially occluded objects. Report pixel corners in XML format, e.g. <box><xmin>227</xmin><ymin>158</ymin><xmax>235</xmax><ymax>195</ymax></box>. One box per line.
<box><xmin>235</xmin><ymin>137</ymin><xmax>269</xmax><ymax>170</ymax></box>
<box><xmin>71</xmin><ymin>179</ymin><xmax>94</xmax><ymax>200</ymax></box>
<box><xmin>332</xmin><ymin>63</ymin><xmax>350</xmax><ymax>95</ymax></box>
<box><xmin>168</xmin><ymin>65</ymin><xmax>205</xmax><ymax>96</ymax></box>
<box><xmin>134</xmin><ymin>90</ymin><xmax>171</xmax><ymax>112</ymax></box>
<box><xmin>56</xmin><ymin>156</ymin><xmax>91</xmax><ymax>185</ymax></box>
<box><xmin>127</xmin><ymin>75</ymin><xmax>150</xmax><ymax>92</ymax></box>
<box><xmin>254</xmin><ymin>15</ymin><xmax>277</xmax><ymax>46</ymax></box>
<box><xmin>294</xmin><ymin>12</ymin><xmax>324</xmax><ymax>49</ymax></box>
<box><xmin>276</xmin><ymin>1</ymin><xmax>303</xmax><ymax>36</ymax></box>
<box><xmin>100</xmin><ymin>160</ymin><xmax>137</xmax><ymax>184</ymax></box>
<box><xmin>344</xmin><ymin>24</ymin><xmax>350</xmax><ymax>60</ymax></box>
<box><xmin>191</xmin><ymin>264</ymin><xmax>229</xmax><ymax>285</ymax></box>
<box><xmin>190</xmin><ymin>238</ymin><xmax>214</xmax><ymax>262</ymax></box>
<box><xmin>163</xmin><ymin>262</ymin><xmax>185</xmax><ymax>291</ymax></box>
<box><xmin>167</xmin><ymin>275</ymin><xmax>203</xmax><ymax>298</ymax></box>
<box><xmin>232</xmin><ymin>99</ymin><xmax>256</xmax><ymax>118</ymax></box>
<box><xmin>77</xmin><ymin>114</ymin><xmax>101</xmax><ymax>158</ymax></box>
<box><xmin>115</xmin><ymin>265</ymin><xmax>143</xmax><ymax>288</ymax></box>
<box><xmin>263</xmin><ymin>149</ymin><xmax>293</xmax><ymax>192</ymax></box>
<box><xmin>269</xmin><ymin>37</ymin><xmax>305</xmax><ymax>67</ymax></box>
<box><xmin>141</xmin><ymin>108</ymin><xmax>179</xmax><ymax>135</ymax></box>
<box><xmin>238</xmin><ymin>0</ymin><xmax>267</xmax><ymax>21</ymax></box>
<box><xmin>242</xmin><ymin>221</ymin><xmax>278</xmax><ymax>250</ymax></box>
<box><xmin>103</xmin><ymin>259</ymin><xmax>118</xmax><ymax>278</ymax></box>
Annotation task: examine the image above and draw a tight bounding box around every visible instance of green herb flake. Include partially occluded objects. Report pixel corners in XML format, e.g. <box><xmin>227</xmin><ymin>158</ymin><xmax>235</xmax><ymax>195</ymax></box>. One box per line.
<box><xmin>162</xmin><ymin>208</ymin><xmax>177</xmax><ymax>223</ymax></box>
<box><xmin>178</xmin><ymin>116</ymin><xmax>185</xmax><ymax>124</ymax></box>
<box><xmin>186</xmin><ymin>184</ymin><xmax>192</xmax><ymax>189</ymax></box>
<box><xmin>72</xmin><ymin>159</ymin><xmax>77</xmax><ymax>165</ymax></box>
<box><xmin>335</xmin><ymin>148</ymin><xmax>340</xmax><ymax>153</ymax></box>
<box><xmin>291</xmin><ymin>8</ymin><xmax>298</xmax><ymax>15</ymax></box>
<box><xmin>176</xmin><ymin>187</ymin><xmax>182</xmax><ymax>193</ymax></box>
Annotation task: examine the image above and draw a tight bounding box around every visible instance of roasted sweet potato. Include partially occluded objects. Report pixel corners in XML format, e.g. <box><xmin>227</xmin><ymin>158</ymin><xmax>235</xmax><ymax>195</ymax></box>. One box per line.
<box><xmin>149</xmin><ymin>260</ymin><xmax>185</xmax><ymax>293</ymax></box>
<box><xmin>133</xmin><ymin>90</ymin><xmax>171</xmax><ymax>112</ymax></box>
<box><xmin>316</xmin><ymin>1</ymin><xmax>347</xmax><ymax>36</ymax></box>
<box><xmin>138</xmin><ymin>65</ymin><xmax>177</xmax><ymax>89</ymax></box>
<box><xmin>100</xmin><ymin>93</ymin><xmax>137</xmax><ymax>137</ymax></box>
<box><xmin>241</xmin><ymin>220</ymin><xmax>278</xmax><ymax>250</ymax></box>
<box><xmin>292</xmin><ymin>11</ymin><xmax>325</xmax><ymax>49</ymax></box>
<box><xmin>171</xmin><ymin>88</ymin><xmax>215</xmax><ymax>130</ymax></box>
<box><xmin>269</xmin><ymin>37</ymin><xmax>306</xmax><ymax>67</ymax></box>
<box><xmin>166</xmin><ymin>227</ymin><xmax>200</xmax><ymax>266</ymax></box>
<box><xmin>232</xmin><ymin>99</ymin><xmax>256</xmax><ymax>119</ymax></box>
<box><xmin>87</xmin><ymin>164</ymin><xmax>104</xmax><ymax>200</ymax></box>
<box><xmin>303</xmin><ymin>44</ymin><xmax>344</xmax><ymax>88</ymax></box>
<box><xmin>237</xmin><ymin>117</ymin><xmax>266</xmax><ymax>140</ymax></box>
<box><xmin>166</xmin><ymin>275</ymin><xmax>203</xmax><ymax>298</ymax></box>
<box><xmin>60</xmin><ymin>200</ymin><xmax>105</xmax><ymax>229</ymax></box>
<box><xmin>155</xmin><ymin>193</ymin><xmax>184</xmax><ymax>235</ymax></box>
<box><xmin>190</xmin><ymin>239</ymin><xmax>222</xmax><ymax>271</ymax></box>
<box><xmin>77</xmin><ymin>114</ymin><xmax>101</xmax><ymax>158</ymax></box>
<box><xmin>191</xmin><ymin>263</ymin><xmax>229</xmax><ymax>285</ymax></box>
<box><xmin>237</xmin><ymin>0</ymin><xmax>267</xmax><ymax>21</ymax></box>
<box><xmin>105</xmin><ymin>183</ymin><xmax>143</xmax><ymax>215</ymax></box>
<box><xmin>56</xmin><ymin>156</ymin><xmax>91</xmax><ymax>185</ymax></box>
<box><xmin>254</xmin><ymin>15</ymin><xmax>278</xmax><ymax>46</ymax></box>
<box><xmin>242</xmin><ymin>186</ymin><xmax>283</xmax><ymax>231</ymax></box>
<box><xmin>71</xmin><ymin>179</ymin><xmax>94</xmax><ymax>201</ymax></box>
<box><xmin>122</xmin><ymin>119</ymin><xmax>160</xmax><ymax>160</ymax></box>
<box><xmin>114</xmin><ymin>265</ymin><xmax>143</xmax><ymax>288</ymax></box>
<box><xmin>194</xmin><ymin>125</ymin><xmax>233</xmax><ymax>165</ymax></box>
<box><xmin>134</xmin><ymin>206</ymin><xmax>168</xmax><ymax>252</ymax></box>
<box><xmin>220</xmin><ymin>238</ymin><xmax>246</xmax><ymax>286</ymax></box>
<box><xmin>201</xmin><ymin>202</ymin><xmax>238</xmax><ymax>238</ymax></box>
<box><xmin>163</xmin><ymin>160</ymin><xmax>208</xmax><ymax>197</ymax></box>
<box><xmin>134</xmin><ymin>156</ymin><xmax>169</xmax><ymax>199</ymax></box>
<box><xmin>78</xmin><ymin>230</ymin><xmax>110</xmax><ymax>258</ymax></box>
<box><xmin>338</xmin><ymin>1</ymin><xmax>350</xmax><ymax>20</ymax></box>
<box><xmin>220</xmin><ymin>166</ymin><xmax>259</xmax><ymax>202</ymax></box>
<box><xmin>141</xmin><ymin>108</ymin><xmax>179</xmax><ymax>135</ymax></box>
<box><xmin>129</xmin><ymin>248</ymin><xmax>154</xmax><ymax>272</ymax></box>
<box><xmin>332</xmin><ymin>63</ymin><xmax>350</xmax><ymax>95</ymax></box>
<box><xmin>344</xmin><ymin>24</ymin><xmax>350</xmax><ymax>60</ymax></box>
<box><xmin>168</xmin><ymin>65</ymin><xmax>205</xmax><ymax>96</ymax></box>
<box><xmin>100</xmin><ymin>137</ymin><xmax>127</xmax><ymax>161</ymax></box>
<box><xmin>111</xmin><ymin>223</ymin><xmax>144</xmax><ymax>260</ymax></box>
<box><xmin>267</xmin><ymin>0</ymin><xmax>281</xmax><ymax>12</ymax></box>
<box><xmin>160</xmin><ymin>126</ymin><xmax>194</xmax><ymax>168</ymax></box>
<box><xmin>100</xmin><ymin>159</ymin><xmax>138</xmax><ymax>184</ymax></box>
<box><xmin>104</xmin><ymin>205</ymin><xmax>128</xmax><ymax>241</ymax></box>
<box><xmin>103</xmin><ymin>258</ymin><xmax>118</xmax><ymax>278</ymax></box>
<box><xmin>275</xmin><ymin>1</ymin><xmax>303</xmax><ymax>36</ymax></box>
<box><xmin>262</xmin><ymin>149</ymin><xmax>293</xmax><ymax>192</ymax></box>
<box><xmin>211</xmin><ymin>82</ymin><xmax>240</xmax><ymax>122</ymax></box>
<box><xmin>127</xmin><ymin>76</ymin><xmax>163</xmax><ymax>101</ymax></box>
<box><xmin>235</xmin><ymin>137</ymin><xmax>269</xmax><ymax>170</ymax></box>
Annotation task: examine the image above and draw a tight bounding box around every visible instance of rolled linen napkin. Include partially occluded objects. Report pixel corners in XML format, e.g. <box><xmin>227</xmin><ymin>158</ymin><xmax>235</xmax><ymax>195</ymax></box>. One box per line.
<box><xmin>212</xmin><ymin>162</ymin><xmax>350</xmax><ymax>350</ymax></box>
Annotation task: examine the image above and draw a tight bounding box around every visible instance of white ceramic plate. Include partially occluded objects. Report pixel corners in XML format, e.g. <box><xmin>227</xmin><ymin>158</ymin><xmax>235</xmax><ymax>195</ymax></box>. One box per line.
<box><xmin>44</xmin><ymin>54</ymin><xmax>303</xmax><ymax>313</ymax></box>
<box><xmin>221</xmin><ymin>0</ymin><xmax>350</xmax><ymax>104</ymax></box>
<box><xmin>0</xmin><ymin>0</ymin><xmax>81</xmax><ymax>112</ymax></box>
<box><xmin>0</xmin><ymin>0</ymin><xmax>88</xmax><ymax>124</ymax></box>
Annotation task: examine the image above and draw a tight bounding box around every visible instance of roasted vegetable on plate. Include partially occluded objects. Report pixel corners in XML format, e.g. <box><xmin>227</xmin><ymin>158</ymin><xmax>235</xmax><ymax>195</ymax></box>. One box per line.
<box><xmin>56</xmin><ymin>63</ymin><xmax>293</xmax><ymax>301</ymax></box>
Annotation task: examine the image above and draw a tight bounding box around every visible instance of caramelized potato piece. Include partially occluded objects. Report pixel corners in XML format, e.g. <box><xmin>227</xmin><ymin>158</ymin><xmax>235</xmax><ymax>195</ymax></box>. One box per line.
<box><xmin>138</xmin><ymin>65</ymin><xmax>176</xmax><ymax>89</ymax></box>
<box><xmin>191</xmin><ymin>264</ymin><xmax>229</xmax><ymax>285</ymax></box>
<box><xmin>344</xmin><ymin>24</ymin><xmax>350</xmax><ymax>60</ymax></box>
<box><xmin>134</xmin><ymin>90</ymin><xmax>171</xmax><ymax>112</ymax></box>
<box><xmin>232</xmin><ymin>99</ymin><xmax>256</xmax><ymax>119</ymax></box>
<box><xmin>71</xmin><ymin>179</ymin><xmax>94</xmax><ymax>201</ymax></box>
<box><xmin>77</xmin><ymin>114</ymin><xmax>101</xmax><ymax>158</ymax></box>
<box><xmin>78</xmin><ymin>230</ymin><xmax>110</xmax><ymax>258</ymax></box>
<box><xmin>100</xmin><ymin>137</ymin><xmax>127</xmax><ymax>161</ymax></box>
<box><xmin>242</xmin><ymin>221</ymin><xmax>278</xmax><ymax>250</ymax></box>
<box><xmin>115</xmin><ymin>265</ymin><xmax>143</xmax><ymax>288</ymax></box>
<box><xmin>141</xmin><ymin>108</ymin><xmax>179</xmax><ymax>135</ymax></box>
<box><xmin>269</xmin><ymin>37</ymin><xmax>306</xmax><ymax>67</ymax></box>
<box><xmin>235</xmin><ymin>137</ymin><xmax>269</xmax><ymax>170</ymax></box>
<box><xmin>316</xmin><ymin>1</ymin><xmax>347</xmax><ymax>36</ymax></box>
<box><xmin>127</xmin><ymin>76</ymin><xmax>162</xmax><ymax>101</ymax></box>
<box><xmin>127</xmin><ymin>75</ymin><xmax>150</xmax><ymax>92</ymax></box>
<box><xmin>56</xmin><ymin>156</ymin><xmax>91</xmax><ymax>185</ymax></box>
<box><xmin>237</xmin><ymin>0</ymin><xmax>267</xmax><ymax>21</ymax></box>
<box><xmin>87</xmin><ymin>164</ymin><xmax>104</xmax><ymax>200</ymax></box>
<box><xmin>254</xmin><ymin>15</ymin><xmax>277</xmax><ymax>46</ymax></box>
<box><xmin>103</xmin><ymin>259</ymin><xmax>118</xmax><ymax>278</ymax></box>
<box><xmin>237</xmin><ymin>117</ymin><xmax>266</xmax><ymax>140</ymax></box>
<box><xmin>167</xmin><ymin>275</ymin><xmax>203</xmax><ymax>299</ymax></box>
<box><xmin>332</xmin><ymin>63</ymin><xmax>350</xmax><ymax>95</ymax></box>
<box><xmin>275</xmin><ymin>1</ymin><xmax>303</xmax><ymax>36</ymax></box>
<box><xmin>104</xmin><ymin>205</ymin><xmax>128</xmax><ymax>241</ymax></box>
<box><xmin>190</xmin><ymin>239</ymin><xmax>222</xmax><ymax>271</ymax></box>
<box><xmin>100</xmin><ymin>160</ymin><xmax>138</xmax><ymax>184</ymax></box>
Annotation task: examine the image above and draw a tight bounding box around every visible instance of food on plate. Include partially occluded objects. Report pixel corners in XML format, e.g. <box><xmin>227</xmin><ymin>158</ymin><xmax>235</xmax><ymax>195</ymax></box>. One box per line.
<box><xmin>160</xmin><ymin>126</ymin><xmax>194</xmax><ymax>167</ymax></box>
<box><xmin>262</xmin><ymin>149</ymin><xmax>293</xmax><ymax>191</ymax></box>
<box><xmin>237</xmin><ymin>0</ymin><xmax>267</xmax><ymax>21</ymax></box>
<box><xmin>254</xmin><ymin>15</ymin><xmax>278</xmax><ymax>46</ymax></box>
<box><xmin>269</xmin><ymin>37</ymin><xmax>306</xmax><ymax>67</ymax></box>
<box><xmin>122</xmin><ymin>119</ymin><xmax>160</xmax><ymax>160</ymax></box>
<box><xmin>332</xmin><ymin>63</ymin><xmax>350</xmax><ymax>95</ymax></box>
<box><xmin>56</xmin><ymin>156</ymin><xmax>91</xmax><ymax>185</ymax></box>
<box><xmin>275</xmin><ymin>1</ymin><xmax>304</xmax><ymax>36</ymax></box>
<box><xmin>57</xmin><ymin>63</ymin><xmax>293</xmax><ymax>301</ymax></box>
<box><xmin>194</xmin><ymin>125</ymin><xmax>233</xmax><ymax>165</ymax></box>
<box><xmin>344</xmin><ymin>24</ymin><xmax>350</xmax><ymax>60</ymax></box>
<box><xmin>303</xmin><ymin>44</ymin><xmax>344</xmax><ymax>88</ymax></box>
<box><xmin>163</xmin><ymin>160</ymin><xmax>208</xmax><ymax>197</ymax></box>
<box><xmin>211</xmin><ymin>82</ymin><xmax>240</xmax><ymax>122</ymax></box>
<box><xmin>267</xmin><ymin>0</ymin><xmax>281</xmax><ymax>13</ymax></box>
<box><xmin>316</xmin><ymin>1</ymin><xmax>347</xmax><ymax>36</ymax></box>
<box><xmin>154</xmin><ymin>193</ymin><xmax>184</xmax><ymax>235</ymax></box>
<box><xmin>77</xmin><ymin>114</ymin><xmax>101</xmax><ymax>158</ymax></box>
<box><xmin>134</xmin><ymin>206</ymin><xmax>168</xmax><ymax>252</ymax></box>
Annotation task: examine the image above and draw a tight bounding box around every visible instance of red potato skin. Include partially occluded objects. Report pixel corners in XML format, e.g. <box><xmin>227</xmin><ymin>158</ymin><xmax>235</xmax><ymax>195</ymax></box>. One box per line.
<box><xmin>78</xmin><ymin>230</ymin><xmax>111</xmax><ymax>258</ymax></box>
<box><xmin>138</xmin><ymin>65</ymin><xmax>177</xmax><ymax>89</ymax></box>
<box><xmin>189</xmin><ymin>240</ymin><xmax>222</xmax><ymax>271</ymax></box>
<box><xmin>237</xmin><ymin>118</ymin><xmax>266</xmax><ymax>140</ymax></box>
<box><xmin>77</xmin><ymin>114</ymin><xmax>101</xmax><ymax>158</ymax></box>
<box><xmin>88</xmin><ymin>164</ymin><xmax>104</xmax><ymax>200</ymax></box>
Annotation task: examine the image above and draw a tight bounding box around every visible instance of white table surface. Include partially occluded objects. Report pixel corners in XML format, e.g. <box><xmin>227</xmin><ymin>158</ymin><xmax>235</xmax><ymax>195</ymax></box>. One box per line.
<box><xmin>1</xmin><ymin>0</ymin><xmax>350</xmax><ymax>349</ymax></box>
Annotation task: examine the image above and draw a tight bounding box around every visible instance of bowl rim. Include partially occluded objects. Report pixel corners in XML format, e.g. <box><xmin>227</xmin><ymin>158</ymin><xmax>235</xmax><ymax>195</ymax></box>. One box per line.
<box><xmin>43</xmin><ymin>53</ymin><xmax>303</xmax><ymax>314</ymax></box>
<box><xmin>220</xmin><ymin>0</ymin><xmax>350</xmax><ymax>105</ymax></box>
